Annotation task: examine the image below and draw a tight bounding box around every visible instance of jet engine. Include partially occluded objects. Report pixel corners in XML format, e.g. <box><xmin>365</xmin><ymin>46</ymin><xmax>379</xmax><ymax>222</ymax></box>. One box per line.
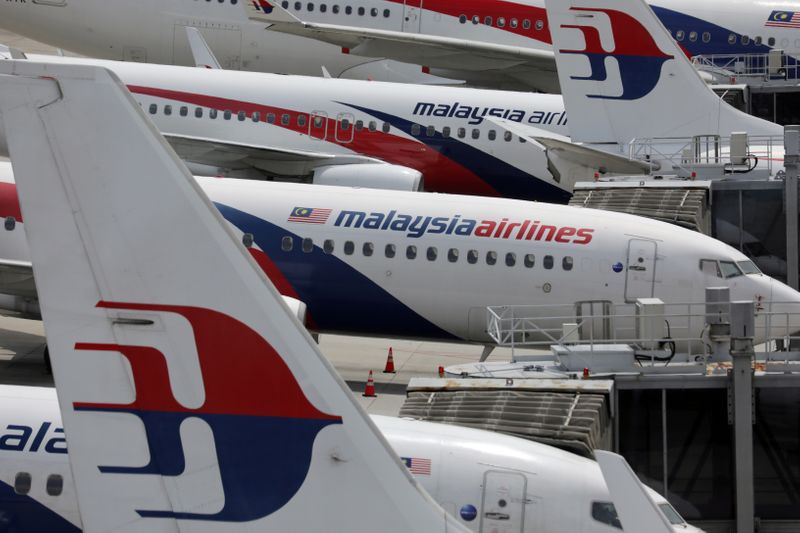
<box><xmin>312</xmin><ymin>164</ymin><xmax>423</xmax><ymax>191</ymax></box>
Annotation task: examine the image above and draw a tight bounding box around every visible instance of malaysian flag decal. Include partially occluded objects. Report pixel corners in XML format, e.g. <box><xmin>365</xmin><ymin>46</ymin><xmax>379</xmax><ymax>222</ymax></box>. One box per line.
<box><xmin>402</xmin><ymin>457</ymin><xmax>432</xmax><ymax>475</ymax></box>
<box><xmin>251</xmin><ymin>0</ymin><xmax>274</xmax><ymax>14</ymax></box>
<box><xmin>766</xmin><ymin>10</ymin><xmax>800</xmax><ymax>28</ymax></box>
<box><xmin>288</xmin><ymin>207</ymin><xmax>332</xmax><ymax>224</ymax></box>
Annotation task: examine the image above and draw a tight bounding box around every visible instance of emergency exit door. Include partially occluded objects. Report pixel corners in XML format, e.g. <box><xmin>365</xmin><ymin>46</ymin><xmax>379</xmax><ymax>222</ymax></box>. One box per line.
<box><xmin>480</xmin><ymin>471</ymin><xmax>526</xmax><ymax>533</ymax></box>
<box><xmin>402</xmin><ymin>0</ymin><xmax>423</xmax><ymax>32</ymax></box>
<box><xmin>625</xmin><ymin>239</ymin><xmax>657</xmax><ymax>302</ymax></box>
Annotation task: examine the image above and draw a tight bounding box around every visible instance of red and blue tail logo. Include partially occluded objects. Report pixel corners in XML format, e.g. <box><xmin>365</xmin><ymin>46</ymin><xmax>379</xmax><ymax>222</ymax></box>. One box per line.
<box><xmin>251</xmin><ymin>0</ymin><xmax>274</xmax><ymax>13</ymax></box>
<box><xmin>73</xmin><ymin>301</ymin><xmax>341</xmax><ymax>522</ymax></box>
<box><xmin>559</xmin><ymin>7</ymin><xmax>673</xmax><ymax>100</ymax></box>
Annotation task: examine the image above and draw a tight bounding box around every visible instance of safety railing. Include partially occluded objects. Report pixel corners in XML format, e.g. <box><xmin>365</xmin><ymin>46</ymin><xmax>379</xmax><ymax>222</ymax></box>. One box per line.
<box><xmin>627</xmin><ymin>134</ymin><xmax>782</xmax><ymax>177</ymax></box>
<box><xmin>487</xmin><ymin>300</ymin><xmax>800</xmax><ymax>364</ymax></box>
<box><xmin>691</xmin><ymin>51</ymin><xmax>800</xmax><ymax>81</ymax></box>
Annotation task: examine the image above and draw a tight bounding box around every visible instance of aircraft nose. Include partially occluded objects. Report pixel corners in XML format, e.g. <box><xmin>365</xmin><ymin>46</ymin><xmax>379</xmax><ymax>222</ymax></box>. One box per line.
<box><xmin>761</xmin><ymin>278</ymin><xmax>800</xmax><ymax>341</ymax></box>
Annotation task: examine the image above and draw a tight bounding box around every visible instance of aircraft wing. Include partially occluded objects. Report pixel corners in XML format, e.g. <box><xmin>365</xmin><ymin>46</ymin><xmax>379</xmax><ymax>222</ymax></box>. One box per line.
<box><xmin>246</xmin><ymin>3</ymin><xmax>558</xmax><ymax>92</ymax></box>
<box><xmin>0</xmin><ymin>259</ymin><xmax>36</xmax><ymax>298</ymax></box>
<box><xmin>488</xmin><ymin>118</ymin><xmax>653</xmax><ymax>175</ymax></box>
<box><xmin>163</xmin><ymin>133</ymin><xmax>381</xmax><ymax>176</ymax></box>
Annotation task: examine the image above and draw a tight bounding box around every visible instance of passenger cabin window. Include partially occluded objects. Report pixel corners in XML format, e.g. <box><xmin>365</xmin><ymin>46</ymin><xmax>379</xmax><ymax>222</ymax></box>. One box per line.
<box><xmin>149</xmin><ymin>103</ymin><xmax>157</xmax><ymax>114</ymax></box>
<box><xmin>164</xmin><ymin>105</ymin><xmax>173</xmax><ymax>116</ymax></box>
<box><xmin>467</xmin><ymin>249</ymin><xmax>479</xmax><ymax>264</ymax></box>
<box><xmin>224</xmin><ymin>110</ymin><xmax>232</xmax><ymax>120</ymax></box>
<box><xmin>252</xmin><ymin>111</ymin><xmax>260</xmax><ymax>122</ymax></box>
<box><xmin>195</xmin><ymin>107</ymin><xmax>204</xmax><ymax>118</ymax></box>
<box><xmin>504</xmin><ymin>131</ymin><xmax>513</xmax><ymax>142</ymax></box>
<box><xmin>591</xmin><ymin>502</ymin><xmax>622</xmax><ymax>530</ymax></box>
<box><xmin>242</xmin><ymin>233</ymin><xmax>254</xmax><ymax>248</ymax></box>
<box><xmin>323</xmin><ymin>239</ymin><xmax>334</xmax><ymax>254</ymax></box>
<box><xmin>344</xmin><ymin>241</ymin><xmax>355</xmax><ymax>255</ymax></box>
<box><xmin>281</xmin><ymin>114</ymin><xmax>290</xmax><ymax>125</ymax></box>
<box><xmin>505</xmin><ymin>252</ymin><xmax>516</xmax><ymax>267</ymax></box>
<box><xmin>302</xmin><ymin>238</ymin><xmax>314</xmax><ymax>253</ymax></box>
<box><xmin>700</xmin><ymin>259</ymin><xmax>721</xmax><ymax>277</ymax></box>
<box><xmin>563</xmin><ymin>256</ymin><xmax>574</xmax><ymax>270</ymax></box>
<box><xmin>426</xmin><ymin>125</ymin><xmax>435</xmax><ymax>137</ymax></box>
<box><xmin>427</xmin><ymin>247</ymin><xmax>438</xmax><ymax>261</ymax></box>
<box><xmin>209</xmin><ymin>109</ymin><xmax>218</xmax><ymax>119</ymax></box>
<box><xmin>238</xmin><ymin>111</ymin><xmax>246</xmax><ymax>121</ymax></box>
<box><xmin>46</xmin><ymin>474</ymin><xmax>63</xmax><ymax>496</ymax></box>
<box><xmin>406</xmin><ymin>245</ymin><xmax>417</xmax><ymax>259</ymax></box>
<box><xmin>448</xmin><ymin>248</ymin><xmax>459</xmax><ymax>263</ymax></box>
<box><xmin>486</xmin><ymin>251</ymin><xmax>497</xmax><ymax>265</ymax></box>
<box><xmin>524</xmin><ymin>254</ymin><xmax>535</xmax><ymax>268</ymax></box>
<box><xmin>363</xmin><ymin>242</ymin><xmax>374</xmax><ymax>256</ymax></box>
<box><xmin>543</xmin><ymin>255</ymin><xmax>554</xmax><ymax>269</ymax></box>
<box><xmin>411</xmin><ymin>124</ymin><xmax>421</xmax><ymax>136</ymax></box>
<box><xmin>180</xmin><ymin>106</ymin><xmax>188</xmax><ymax>117</ymax></box>
<box><xmin>382</xmin><ymin>122</ymin><xmax>391</xmax><ymax>133</ymax></box>
<box><xmin>14</xmin><ymin>472</ymin><xmax>31</xmax><ymax>495</ymax></box>
<box><xmin>267</xmin><ymin>113</ymin><xmax>276</xmax><ymax>124</ymax></box>
<box><xmin>281</xmin><ymin>236</ymin><xmax>293</xmax><ymax>251</ymax></box>
<box><xmin>385</xmin><ymin>243</ymin><xmax>396</xmax><ymax>258</ymax></box>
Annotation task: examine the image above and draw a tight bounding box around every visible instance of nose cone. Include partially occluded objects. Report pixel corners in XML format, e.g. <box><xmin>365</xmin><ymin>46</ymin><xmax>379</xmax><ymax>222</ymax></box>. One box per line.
<box><xmin>764</xmin><ymin>277</ymin><xmax>800</xmax><ymax>338</ymax></box>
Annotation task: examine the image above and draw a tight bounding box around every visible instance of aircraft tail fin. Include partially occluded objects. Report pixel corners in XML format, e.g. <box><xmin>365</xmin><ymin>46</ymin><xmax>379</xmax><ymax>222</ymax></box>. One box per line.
<box><xmin>545</xmin><ymin>0</ymin><xmax>781</xmax><ymax>144</ymax></box>
<box><xmin>0</xmin><ymin>60</ymin><xmax>463</xmax><ymax>532</ymax></box>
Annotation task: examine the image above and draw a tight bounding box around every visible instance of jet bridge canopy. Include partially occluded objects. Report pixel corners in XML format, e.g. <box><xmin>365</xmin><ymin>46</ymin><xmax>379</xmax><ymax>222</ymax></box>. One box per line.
<box><xmin>400</xmin><ymin>378</ymin><xmax>614</xmax><ymax>458</ymax></box>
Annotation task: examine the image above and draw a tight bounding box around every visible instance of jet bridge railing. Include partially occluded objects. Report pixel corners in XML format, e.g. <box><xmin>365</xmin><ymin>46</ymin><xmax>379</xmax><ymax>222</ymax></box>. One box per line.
<box><xmin>692</xmin><ymin>51</ymin><xmax>799</xmax><ymax>81</ymax></box>
<box><xmin>487</xmin><ymin>300</ymin><xmax>800</xmax><ymax>363</ymax></box>
<box><xmin>627</xmin><ymin>134</ymin><xmax>782</xmax><ymax>177</ymax></box>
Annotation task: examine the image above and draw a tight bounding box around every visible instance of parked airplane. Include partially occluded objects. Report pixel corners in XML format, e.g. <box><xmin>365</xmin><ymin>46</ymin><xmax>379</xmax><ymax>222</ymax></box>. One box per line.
<box><xmin>249</xmin><ymin>0</ymin><xmax>800</xmax><ymax>92</ymax></box>
<box><xmin>0</xmin><ymin>159</ymin><xmax>797</xmax><ymax>344</ymax></box>
<box><xmin>0</xmin><ymin>0</ymin><xmax>457</xmax><ymax>85</ymax></box>
<box><xmin>1</xmin><ymin>0</ymin><xmax>798</xmax><ymax>92</ymax></box>
<box><xmin>0</xmin><ymin>60</ymin><xmax>698</xmax><ymax>532</ymax></box>
<box><xmin>0</xmin><ymin>385</ymin><xmax>700</xmax><ymax>532</ymax></box>
<box><xmin>0</xmin><ymin>50</ymin><xmax>570</xmax><ymax>201</ymax></box>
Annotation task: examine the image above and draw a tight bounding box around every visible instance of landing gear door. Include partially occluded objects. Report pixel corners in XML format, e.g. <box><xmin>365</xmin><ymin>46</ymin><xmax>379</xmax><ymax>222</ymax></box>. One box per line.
<box><xmin>402</xmin><ymin>0</ymin><xmax>423</xmax><ymax>33</ymax></box>
<box><xmin>625</xmin><ymin>239</ymin><xmax>657</xmax><ymax>302</ymax></box>
<box><xmin>480</xmin><ymin>471</ymin><xmax>526</xmax><ymax>533</ymax></box>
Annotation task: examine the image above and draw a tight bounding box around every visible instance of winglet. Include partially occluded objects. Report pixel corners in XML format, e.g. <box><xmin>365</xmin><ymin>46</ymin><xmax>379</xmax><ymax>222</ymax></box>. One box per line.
<box><xmin>185</xmin><ymin>27</ymin><xmax>222</xmax><ymax>69</ymax></box>
<box><xmin>245</xmin><ymin>0</ymin><xmax>304</xmax><ymax>26</ymax></box>
<box><xmin>0</xmin><ymin>60</ymin><xmax>465</xmax><ymax>532</ymax></box>
<box><xmin>545</xmin><ymin>0</ymin><xmax>781</xmax><ymax>144</ymax></box>
<box><xmin>594</xmin><ymin>451</ymin><xmax>673</xmax><ymax>532</ymax></box>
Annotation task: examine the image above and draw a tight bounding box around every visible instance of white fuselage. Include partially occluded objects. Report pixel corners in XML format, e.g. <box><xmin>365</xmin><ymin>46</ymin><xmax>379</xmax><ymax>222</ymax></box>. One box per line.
<box><xmin>0</xmin><ymin>164</ymin><xmax>797</xmax><ymax>343</ymax></box>
<box><xmin>4</xmin><ymin>54</ymin><xmax>570</xmax><ymax>202</ymax></box>
<box><xmin>0</xmin><ymin>385</ymin><xmax>698</xmax><ymax>533</ymax></box>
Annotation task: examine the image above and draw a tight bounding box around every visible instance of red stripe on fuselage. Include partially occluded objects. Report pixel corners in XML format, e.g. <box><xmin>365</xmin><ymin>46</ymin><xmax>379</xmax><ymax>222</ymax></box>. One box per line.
<box><xmin>0</xmin><ymin>183</ymin><xmax>22</xmax><ymax>222</ymax></box>
<box><xmin>128</xmin><ymin>85</ymin><xmax>498</xmax><ymax>197</ymax></box>
<box><xmin>386</xmin><ymin>0</ymin><xmax>552</xmax><ymax>44</ymax></box>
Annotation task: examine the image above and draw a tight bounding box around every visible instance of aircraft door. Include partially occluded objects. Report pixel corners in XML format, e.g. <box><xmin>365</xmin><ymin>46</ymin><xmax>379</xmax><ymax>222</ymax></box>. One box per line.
<box><xmin>402</xmin><ymin>0</ymin><xmax>423</xmax><ymax>33</ymax></box>
<box><xmin>624</xmin><ymin>239</ymin><xmax>657</xmax><ymax>302</ymax></box>
<box><xmin>480</xmin><ymin>471</ymin><xmax>526</xmax><ymax>533</ymax></box>
<box><xmin>335</xmin><ymin>113</ymin><xmax>355</xmax><ymax>143</ymax></box>
<box><xmin>309</xmin><ymin>112</ymin><xmax>328</xmax><ymax>140</ymax></box>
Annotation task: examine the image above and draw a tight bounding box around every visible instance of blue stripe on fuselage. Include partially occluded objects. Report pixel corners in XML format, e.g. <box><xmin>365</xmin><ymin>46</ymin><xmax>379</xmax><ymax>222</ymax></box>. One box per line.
<box><xmin>338</xmin><ymin>102</ymin><xmax>572</xmax><ymax>204</ymax></box>
<box><xmin>651</xmin><ymin>5</ymin><xmax>794</xmax><ymax>63</ymax></box>
<box><xmin>215</xmin><ymin>203</ymin><xmax>458</xmax><ymax>340</ymax></box>
<box><xmin>0</xmin><ymin>479</ymin><xmax>81</xmax><ymax>532</ymax></box>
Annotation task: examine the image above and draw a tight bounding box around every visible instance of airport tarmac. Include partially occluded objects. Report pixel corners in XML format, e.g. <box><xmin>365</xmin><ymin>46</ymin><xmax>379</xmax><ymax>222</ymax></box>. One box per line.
<box><xmin>0</xmin><ymin>27</ymin><xmax>513</xmax><ymax>415</ymax></box>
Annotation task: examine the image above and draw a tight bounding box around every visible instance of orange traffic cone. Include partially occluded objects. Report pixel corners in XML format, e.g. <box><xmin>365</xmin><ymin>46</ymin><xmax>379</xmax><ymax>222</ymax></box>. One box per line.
<box><xmin>383</xmin><ymin>347</ymin><xmax>396</xmax><ymax>374</ymax></box>
<box><xmin>363</xmin><ymin>370</ymin><xmax>377</xmax><ymax>397</ymax></box>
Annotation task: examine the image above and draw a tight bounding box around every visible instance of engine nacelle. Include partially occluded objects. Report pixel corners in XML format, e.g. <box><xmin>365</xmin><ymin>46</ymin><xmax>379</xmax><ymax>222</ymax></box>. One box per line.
<box><xmin>312</xmin><ymin>164</ymin><xmax>423</xmax><ymax>191</ymax></box>
<box><xmin>282</xmin><ymin>295</ymin><xmax>308</xmax><ymax>326</ymax></box>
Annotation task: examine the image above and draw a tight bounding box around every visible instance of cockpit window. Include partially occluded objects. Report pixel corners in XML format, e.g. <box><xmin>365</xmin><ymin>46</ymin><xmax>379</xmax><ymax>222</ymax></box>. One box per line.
<box><xmin>719</xmin><ymin>261</ymin><xmax>742</xmax><ymax>278</ymax></box>
<box><xmin>738</xmin><ymin>260</ymin><xmax>761</xmax><ymax>275</ymax></box>
<box><xmin>591</xmin><ymin>501</ymin><xmax>622</xmax><ymax>529</ymax></box>
<box><xmin>658</xmin><ymin>502</ymin><xmax>686</xmax><ymax>525</ymax></box>
<box><xmin>700</xmin><ymin>259</ymin><xmax>721</xmax><ymax>277</ymax></box>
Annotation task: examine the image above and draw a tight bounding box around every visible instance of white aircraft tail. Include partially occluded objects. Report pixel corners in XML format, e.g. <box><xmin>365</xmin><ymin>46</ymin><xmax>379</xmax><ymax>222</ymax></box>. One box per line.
<box><xmin>595</xmin><ymin>451</ymin><xmax>673</xmax><ymax>532</ymax></box>
<box><xmin>185</xmin><ymin>27</ymin><xmax>222</xmax><ymax>69</ymax></box>
<box><xmin>545</xmin><ymin>0</ymin><xmax>782</xmax><ymax>145</ymax></box>
<box><xmin>0</xmin><ymin>61</ymin><xmax>464</xmax><ymax>532</ymax></box>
